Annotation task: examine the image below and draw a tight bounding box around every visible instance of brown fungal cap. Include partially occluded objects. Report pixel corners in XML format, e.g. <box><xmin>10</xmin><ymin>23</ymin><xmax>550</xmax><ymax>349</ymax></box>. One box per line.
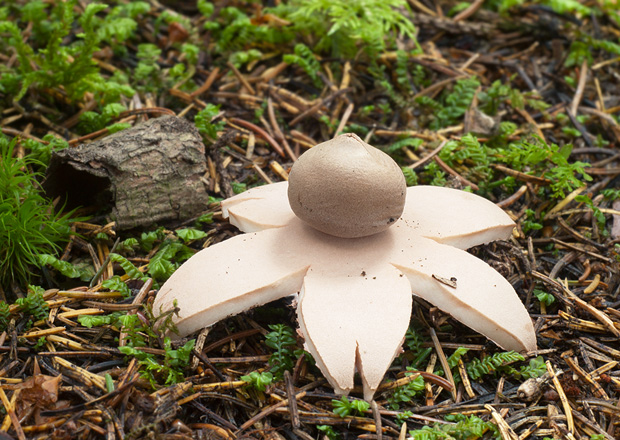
<box><xmin>287</xmin><ymin>133</ymin><xmax>406</xmax><ymax>238</ymax></box>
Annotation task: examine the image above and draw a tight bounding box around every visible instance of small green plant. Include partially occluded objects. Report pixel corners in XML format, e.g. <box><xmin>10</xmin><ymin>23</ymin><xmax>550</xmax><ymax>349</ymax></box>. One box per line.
<box><xmin>534</xmin><ymin>289</ymin><xmax>556</xmax><ymax>307</ymax></box>
<box><xmin>133</xmin><ymin>43</ymin><xmax>162</xmax><ymax>91</ymax></box>
<box><xmin>195</xmin><ymin>104</ymin><xmax>225</xmax><ymax>139</ymax></box>
<box><xmin>466</xmin><ymin>351</ymin><xmax>525</xmax><ymax>381</ymax></box>
<box><xmin>175</xmin><ymin>228</ymin><xmax>208</xmax><ymax>243</ymax></box>
<box><xmin>497</xmin><ymin>137</ymin><xmax>592</xmax><ymax>198</ymax></box>
<box><xmin>240</xmin><ymin>371</ymin><xmax>273</xmax><ymax>392</ymax></box>
<box><xmin>283</xmin><ymin>43</ymin><xmax>322</xmax><ymax>88</ymax></box>
<box><xmin>575</xmin><ymin>195</ymin><xmax>607</xmax><ymax>233</ymax></box>
<box><xmin>447</xmin><ymin>347</ymin><xmax>470</xmax><ymax>370</ymax></box>
<box><xmin>0</xmin><ymin>137</ymin><xmax>76</xmax><ymax>287</ymax></box>
<box><xmin>387</xmin><ymin>368</ymin><xmax>425</xmax><ymax>409</ymax></box>
<box><xmin>491</xmin><ymin>0</ymin><xmax>592</xmax><ymax>16</ymax></box>
<box><xmin>389</xmin><ymin>137</ymin><xmax>424</xmax><ymax>154</ymax></box>
<box><xmin>204</xmin><ymin>5</ymin><xmax>292</xmax><ymax>55</ymax></box>
<box><xmin>38</xmin><ymin>254</ymin><xmax>93</xmax><ymax>282</ymax></box>
<box><xmin>317</xmin><ymin>425</ymin><xmax>341</xmax><ymax>440</ymax></box>
<box><xmin>112</xmin><ymin>230</ymin><xmax>193</xmax><ymax>283</ymax></box>
<box><xmin>434</xmin><ymin>346</ymin><xmax>469</xmax><ymax>384</ymax></box>
<box><xmin>195</xmin><ymin>213</ymin><xmax>214</xmax><ymax>226</ymax></box>
<box><xmin>119</xmin><ymin>336</ymin><xmax>195</xmax><ymax>386</ymax></box>
<box><xmin>22</xmin><ymin>135</ymin><xmax>69</xmax><ymax>167</ymax></box>
<box><xmin>508</xmin><ymin>355</ymin><xmax>547</xmax><ymax>380</ymax></box>
<box><xmin>77</xmin><ymin>103</ymin><xmax>127</xmax><ymax>134</ymax></box>
<box><xmin>402</xmin><ymin>167</ymin><xmax>418</xmax><ymax>187</ymax></box>
<box><xmin>439</xmin><ymin>134</ymin><xmax>493</xmax><ymax>182</ymax></box>
<box><xmin>522</xmin><ymin>209</ymin><xmax>544</xmax><ymax>234</ymax></box>
<box><xmin>139</xmin><ymin>228</ymin><xmax>167</xmax><ymax>251</ymax></box>
<box><xmin>417</xmin><ymin>78</ymin><xmax>480</xmax><ymax>129</ymax></box>
<box><xmin>231</xmin><ymin>182</ymin><xmax>247</xmax><ymax>194</ymax></box>
<box><xmin>395</xmin><ymin>410</ymin><xmax>414</xmax><ymax>426</ymax></box>
<box><xmin>478</xmin><ymin>78</ymin><xmax>520</xmax><ymax>115</ymax></box>
<box><xmin>101</xmin><ymin>276</ymin><xmax>132</xmax><ymax>298</ymax></box>
<box><xmin>546</xmin><ymin>153</ymin><xmax>592</xmax><ymax>199</ymax></box>
<box><xmin>0</xmin><ymin>1</ymin><xmax>136</xmax><ymax>103</ymax></box>
<box><xmin>265</xmin><ymin>324</ymin><xmax>299</xmax><ymax>378</ymax></box>
<box><xmin>332</xmin><ymin>395</ymin><xmax>370</xmax><ymax>417</ymax></box>
<box><xmin>424</xmin><ymin>162</ymin><xmax>447</xmax><ymax>187</ymax></box>
<box><xmin>395</xmin><ymin>50</ymin><xmax>414</xmax><ymax>93</ymax></box>
<box><xmin>409</xmin><ymin>413</ymin><xmax>500</xmax><ymax>440</ymax></box>
<box><xmin>147</xmin><ymin>241</ymin><xmax>193</xmax><ymax>283</ymax></box>
<box><xmin>403</xmin><ymin>325</ymin><xmax>432</xmax><ymax>369</ymax></box>
<box><xmin>79</xmin><ymin>303</ymin><xmax>194</xmax><ymax>387</ymax></box>
<box><xmin>15</xmin><ymin>285</ymin><xmax>49</xmax><ymax>324</ymax></box>
<box><xmin>369</xmin><ymin>63</ymin><xmax>408</xmax><ymax>108</ymax></box>
<box><xmin>602</xmin><ymin>188</ymin><xmax>620</xmax><ymax>201</ymax></box>
<box><xmin>95</xmin><ymin>2</ymin><xmax>151</xmax><ymax>49</ymax></box>
<box><xmin>280</xmin><ymin>0</ymin><xmax>417</xmax><ymax>58</ymax></box>
<box><xmin>133</xmin><ymin>227</ymin><xmax>201</xmax><ymax>285</ymax></box>
<box><xmin>0</xmin><ymin>302</ymin><xmax>10</xmax><ymax>332</ymax></box>
<box><xmin>109</xmin><ymin>253</ymin><xmax>149</xmax><ymax>282</ymax></box>
<box><xmin>229</xmin><ymin>49</ymin><xmax>263</xmax><ymax>68</ymax></box>
<box><xmin>78</xmin><ymin>311</ymin><xmax>125</xmax><ymax>328</ymax></box>
<box><xmin>33</xmin><ymin>336</ymin><xmax>47</xmax><ymax>351</ymax></box>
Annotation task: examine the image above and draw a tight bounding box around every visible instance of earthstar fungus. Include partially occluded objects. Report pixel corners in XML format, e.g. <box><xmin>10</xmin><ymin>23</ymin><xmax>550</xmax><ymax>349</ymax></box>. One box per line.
<box><xmin>154</xmin><ymin>133</ymin><xmax>537</xmax><ymax>400</ymax></box>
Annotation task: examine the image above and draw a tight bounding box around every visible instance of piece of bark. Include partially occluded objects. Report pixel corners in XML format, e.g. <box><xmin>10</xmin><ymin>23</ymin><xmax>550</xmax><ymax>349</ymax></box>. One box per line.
<box><xmin>44</xmin><ymin>115</ymin><xmax>210</xmax><ymax>230</ymax></box>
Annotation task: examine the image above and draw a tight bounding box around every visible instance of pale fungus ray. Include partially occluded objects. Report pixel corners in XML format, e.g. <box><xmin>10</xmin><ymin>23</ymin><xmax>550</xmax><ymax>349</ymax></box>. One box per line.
<box><xmin>154</xmin><ymin>133</ymin><xmax>537</xmax><ymax>399</ymax></box>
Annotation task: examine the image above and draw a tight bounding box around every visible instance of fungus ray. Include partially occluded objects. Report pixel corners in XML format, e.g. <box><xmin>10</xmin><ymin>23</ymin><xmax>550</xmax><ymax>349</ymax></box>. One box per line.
<box><xmin>155</xmin><ymin>226</ymin><xmax>309</xmax><ymax>337</ymax></box>
<box><xmin>297</xmin><ymin>264</ymin><xmax>412</xmax><ymax>400</ymax></box>
<box><xmin>390</xmin><ymin>235</ymin><xmax>536</xmax><ymax>353</ymax></box>
<box><xmin>398</xmin><ymin>185</ymin><xmax>516</xmax><ymax>249</ymax></box>
<box><xmin>221</xmin><ymin>181</ymin><xmax>294</xmax><ymax>232</ymax></box>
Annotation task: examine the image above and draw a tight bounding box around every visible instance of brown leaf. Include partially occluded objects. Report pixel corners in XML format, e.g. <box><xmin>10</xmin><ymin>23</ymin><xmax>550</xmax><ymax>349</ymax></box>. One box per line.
<box><xmin>15</xmin><ymin>374</ymin><xmax>62</xmax><ymax>418</ymax></box>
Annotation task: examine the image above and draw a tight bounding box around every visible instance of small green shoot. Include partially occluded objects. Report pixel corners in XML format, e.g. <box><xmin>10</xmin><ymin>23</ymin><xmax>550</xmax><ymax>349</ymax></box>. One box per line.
<box><xmin>331</xmin><ymin>396</ymin><xmax>370</xmax><ymax>418</ymax></box>
<box><xmin>522</xmin><ymin>209</ymin><xmax>544</xmax><ymax>234</ymax></box>
<box><xmin>105</xmin><ymin>373</ymin><xmax>115</xmax><ymax>393</ymax></box>
<box><xmin>231</xmin><ymin>182</ymin><xmax>247</xmax><ymax>194</ymax></box>
<box><xmin>0</xmin><ymin>302</ymin><xmax>10</xmax><ymax>333</ymax></box>
<box><xmin>282</xmin><ymin>0</ymin><xmax>417</xmax><ymax>59</ymax></box>
<box><xmin>512</xmin><ymin>356</ymin><xmax>547</xmax><ymax>380</ymax></box>
<box><xmin>79</xmin><ymin>304</ymin><xmax>195</xmax><ymax>387</ymax></box>
<box><xmin>602</xmin><ymin>189</ymin><xmax>620</xmax><ymax>201</ymax></box>
<box><xmin>401</xmin><ymin>167</ymin><xmax>418</xmax><ymax>187</ymax></box>
<box><xmin>265</xmin><ymin>324</ymin><xmax>297</xmax><ymax>378</ymax></box>
<box><xmin>283</xmin><ymin>43</ymin><xmax>322</xmax><ymax>88</ymax></box>
<box><xmin>101</xmin><ymin>276</ymin><xmax>132</xmax><ymax>298</ymax></box>
<box><xmin>78</xmin><ymin>312</ymin><xmax>125</xmax><ymax>328</ymax></box>
<box><xmin>33</xmin><ymin>336</ymin><xmax>47</xmax><ymax>351</ymax></box>
<box><xmin>534</xmin><ymin>289</ymin><xmax>556</xmax><ymax>307</ymax></box>
<box><xmin>575</xmin><ymin>195</ymin><xmax>606</xmax><ymax>232</ymax></box>
<box><xmin>317</xmin><ymin>425</ymin><xmax>341</xmax><ymax>440</ymax></box>
<box><xmin>240</xmin><ymin>371</ymin><xmax>273</xmax><ymax>392</ymax></box>
<box><xmin>409</xmin><ymin>413</ymin><xmax>500</xmax><ymax>440</ymax></box>
<box><xmin>15</xmin><ymin>286</ymin><xmax>49</xmax><ymax>326</ymax></box>
<box><xmin>38</xmin><ymin>254</ymin><xmax>93</xmax><ymax>282</ymax></box>
<box><xmin>109</xmin><ymin>253</ymin><xmax>149</xmax><ymax>281</ymax></box>
<box><xmin>175</xmin><ymin>228</ymin><xmax>208</xmax><ymax>243</ymax></box>
<box><xmin>195</xmin><ymin>104</ymin><xmax>225</xmax><ymax>139</ymax></box>
<box><xmin>387</xmin><ymin>368</ymin><xmax>425</xmax><ymax>409</ymax></box>
<box><xmin>403</xmin><ymin>325</ymin><xmax>432</xmax><ymax>370</ymax></box>
<box><xmin>466</xmin><ymin>351</ymin><xmax>525</xmax><ymax>381</ymax></box>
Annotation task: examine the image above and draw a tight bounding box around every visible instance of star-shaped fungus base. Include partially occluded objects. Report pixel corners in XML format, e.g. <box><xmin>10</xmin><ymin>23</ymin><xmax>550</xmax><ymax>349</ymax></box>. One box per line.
<box><xmin>154</xmin><ymin>181</ymin><xmax>537</xmax><ymax>400</ymax></box>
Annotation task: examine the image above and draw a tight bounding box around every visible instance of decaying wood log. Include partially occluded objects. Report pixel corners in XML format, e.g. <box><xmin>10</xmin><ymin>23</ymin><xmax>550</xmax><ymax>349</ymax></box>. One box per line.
<box><xmin>44</xmin><ymin>115</ymin><xmax>210</xmax><ymax>230</ymax></box>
